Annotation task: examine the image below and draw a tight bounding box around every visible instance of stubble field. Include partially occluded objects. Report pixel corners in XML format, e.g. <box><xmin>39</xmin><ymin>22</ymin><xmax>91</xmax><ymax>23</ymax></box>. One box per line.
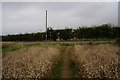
<box><xmin>1</xmin><ymin>42</ymin><xmax>119</xmax><ymax>79</ymax></box>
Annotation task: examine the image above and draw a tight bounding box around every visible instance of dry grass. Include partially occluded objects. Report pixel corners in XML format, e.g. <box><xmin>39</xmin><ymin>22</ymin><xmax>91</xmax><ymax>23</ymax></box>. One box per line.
<box><xmin>72</xmin><ymin>44</ymin><xmax>118</xmax><ymax>78</ymax></box>
<box><xmin>2</xmin><ymin>42</ymin><xmax>17</xmax><ymax>48</ymax></box>
<box><xmin>2</xmin><ymin>46</ymin><xmax>60</xmax><ymax>78</ymax></box>
<box><xmin>2</xmin><ymin>42</ymin><xmax>24</xmax><ymax>49</ymax></box>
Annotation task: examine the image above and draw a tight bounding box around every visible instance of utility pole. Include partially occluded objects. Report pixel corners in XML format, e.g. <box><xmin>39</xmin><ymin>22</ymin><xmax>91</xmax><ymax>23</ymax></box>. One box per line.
<box><xmin>46</xmin><ymin>10</ymin><xmax>47</xmax><ymax>40</ymax></box>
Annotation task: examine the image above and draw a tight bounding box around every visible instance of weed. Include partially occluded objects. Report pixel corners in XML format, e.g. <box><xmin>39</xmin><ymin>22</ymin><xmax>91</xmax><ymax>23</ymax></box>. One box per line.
<box><xmin>0</xmin><ymin>48</ymin><xmax>2</xmax><ymax>53</ymax></box>
<box><xmin>52</xmin><ymin>59</ymin><xmax>63</xmax><ymax>78</ymax></box>
<box><xmin>59</xmin><ymin>43</ymin><xmax>75</xmax><ymax>46</ymax></box>
<box><xmin>69</xmin><ymin>60</ymin><xmax>79</xmax><ymax>77</ymax></box>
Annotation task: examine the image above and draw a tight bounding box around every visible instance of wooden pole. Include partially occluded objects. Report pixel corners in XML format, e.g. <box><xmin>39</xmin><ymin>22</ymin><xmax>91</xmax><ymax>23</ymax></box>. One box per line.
<box><xmin>46</xmin><ymin>10</ymin><xmax>47</xmax><ymax>40</ymax></box>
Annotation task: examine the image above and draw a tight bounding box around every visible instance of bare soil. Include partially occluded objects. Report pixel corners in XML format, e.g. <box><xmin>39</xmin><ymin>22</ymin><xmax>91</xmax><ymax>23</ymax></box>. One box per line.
<box><xmin>61</xmin><ymin>46</ymin><xmax>73</xmax><ymax>78</ymax></box>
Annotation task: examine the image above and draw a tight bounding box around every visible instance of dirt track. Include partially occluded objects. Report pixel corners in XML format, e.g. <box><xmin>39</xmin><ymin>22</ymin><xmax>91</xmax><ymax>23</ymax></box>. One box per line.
<box><xmin>2</xmin><ymin>46</ymin><xmax>75</xmax><ymax>78</ymax></box>
<box><xmin>61</xmin><ymin>46</ymin><xmax>73</xmax><ymax>78</ymax></box>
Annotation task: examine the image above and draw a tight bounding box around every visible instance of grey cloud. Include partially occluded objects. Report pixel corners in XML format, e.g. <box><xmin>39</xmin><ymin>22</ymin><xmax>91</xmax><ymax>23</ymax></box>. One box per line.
<box><xmin>0</xmin><ymin>2</ymin><xmax>2</xmax><ymax>35</ymax></box>
<box><xmin>2</xmin><ymin>2</ymin><xmax>118</xmax><ymax>35</ymax></box>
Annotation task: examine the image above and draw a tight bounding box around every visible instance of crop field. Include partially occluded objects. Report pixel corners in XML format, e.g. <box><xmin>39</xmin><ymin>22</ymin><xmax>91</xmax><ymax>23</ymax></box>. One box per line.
<box><xmin>1</xmin><ymin>41</ymin><xmax>119</xmax><ymax>79</ymax></box>
<box><xmin>71</xmin><ymin>44</ymin><xmax>118</xmax><ymax>78</ymax></box>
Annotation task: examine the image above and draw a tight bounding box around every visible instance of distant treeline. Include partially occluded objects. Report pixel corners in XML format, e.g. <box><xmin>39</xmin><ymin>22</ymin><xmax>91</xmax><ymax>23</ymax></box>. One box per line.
<box><xmin>2</xmin><ymin>24</ymin><xmax>120</xmax><ymax>41</ymax></box>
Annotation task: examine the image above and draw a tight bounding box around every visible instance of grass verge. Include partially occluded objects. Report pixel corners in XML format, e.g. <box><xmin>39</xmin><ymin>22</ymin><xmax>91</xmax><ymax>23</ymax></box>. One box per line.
<box><xmin>2</xmin><ymin>41</ymin><xmax>116</xmax><ymax>55</ymax></box>
<box><xmin>77</xmin><ymin>41</ymin><xmax>115</xmax><ymax>45</ymax></box>
<box><xmin>47</xmin><ymin>41</ymin><xmax>115</xmax><ymax>46</ymax></box>
<box><xmin>2</xmin><ymin>43</ymin><xmax>42</xmax><ymax>56</ymax></box>
<box><xmin>2</xmin><ymin>46</ymin><xmax>22</xmax><ymax>53</ymax></box>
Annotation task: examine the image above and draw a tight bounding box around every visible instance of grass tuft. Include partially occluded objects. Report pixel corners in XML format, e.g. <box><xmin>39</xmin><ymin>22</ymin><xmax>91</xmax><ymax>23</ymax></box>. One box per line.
<box><xmin>52</xmin><ymin>59</ymin><xmax>63</xmax><ymax>78</ymax></box>
<box><xmin>2</xmin><ymin>46</ymin><xmax>21</xmax><ymax>53</ymax></box>
<box><xmin>69</xmin><ymin>60</ymin><xmax>80</xmax><ymax>78</ymax></box>
<box><xmin>59</xmin><ymin>43</ymin><xmax>75</xmax><ymax>46</ymax></box>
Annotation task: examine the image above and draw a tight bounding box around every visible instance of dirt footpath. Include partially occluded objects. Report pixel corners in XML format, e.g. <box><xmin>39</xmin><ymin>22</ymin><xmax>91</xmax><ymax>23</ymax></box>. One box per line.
<box><xmin>2</xmin><ymin>46</ymin><xmax>75</xmax><ymax>78</ymax></box>
<box><xmin>61</xmin><ymin>46</ymin><xmax>73</xmax><ymax>78</ymax></box>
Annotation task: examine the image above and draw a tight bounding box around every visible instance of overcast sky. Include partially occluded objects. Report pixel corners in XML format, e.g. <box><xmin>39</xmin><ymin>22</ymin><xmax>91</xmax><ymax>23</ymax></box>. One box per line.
<box><xmin>2</xmin><ymin>2</ymin><xmax>118</xmax><ymax>35</ymax></box>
